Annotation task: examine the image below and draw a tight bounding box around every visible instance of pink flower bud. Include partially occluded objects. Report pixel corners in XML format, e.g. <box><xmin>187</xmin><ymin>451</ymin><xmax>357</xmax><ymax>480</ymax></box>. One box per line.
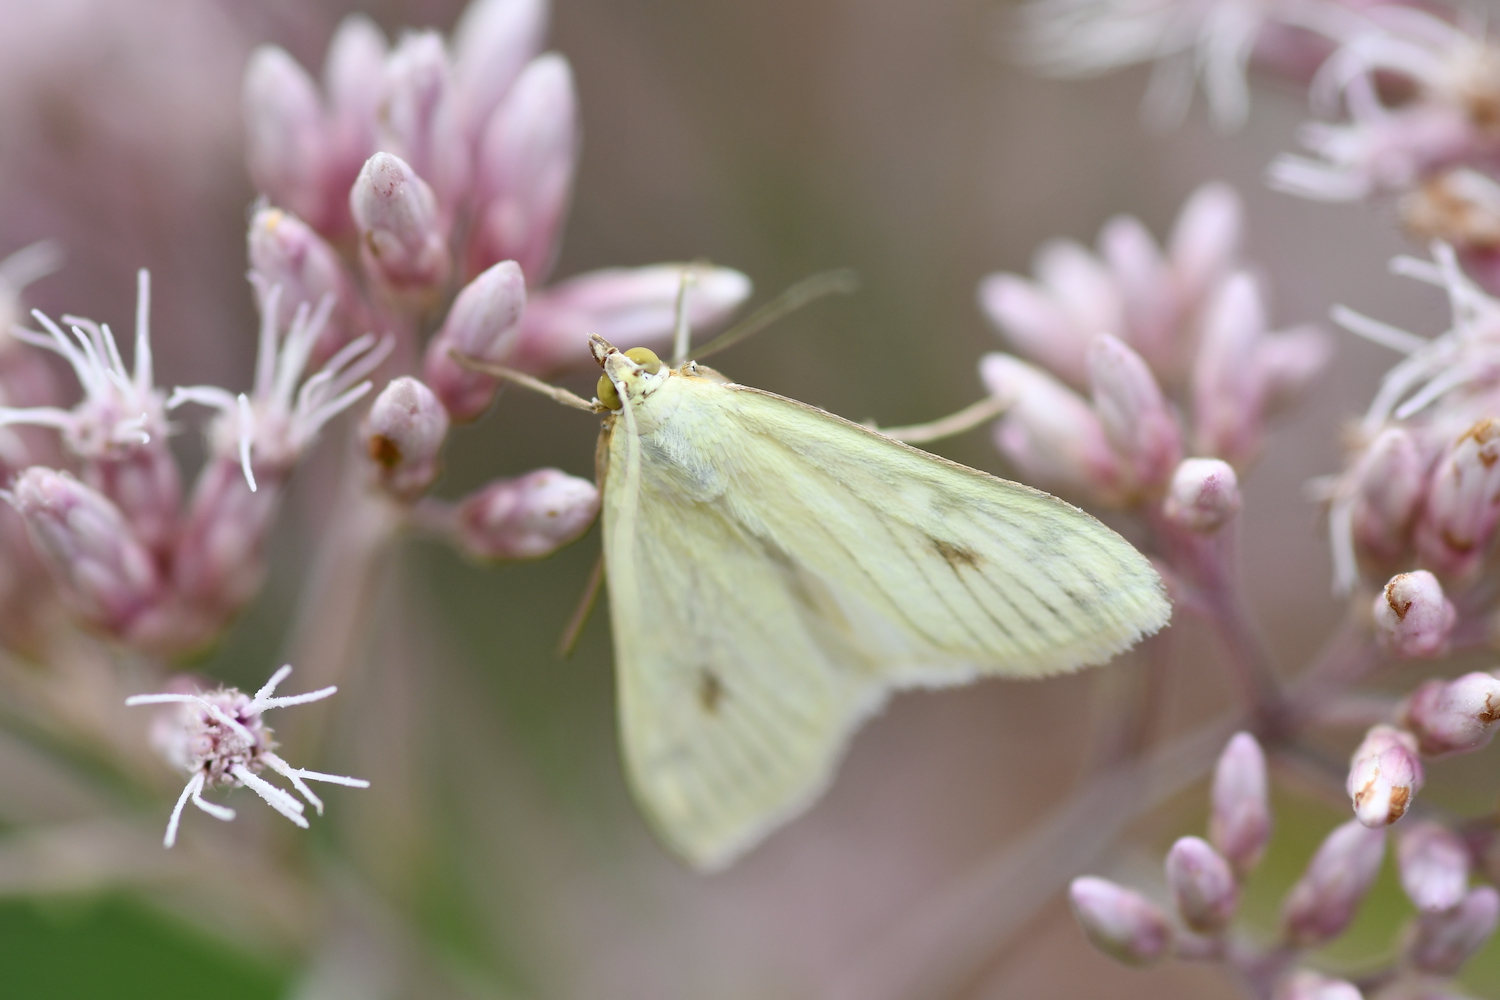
<box><xmin>1403</xmin><ymin>885</ymin><xmax>1500</xmax><ymax>976</ymax></box>
<box><xmin>1414</xmin><ymin>418</ymin><xmax>1500</xmax><ymax>582</ymax></box>
<box><xmin>1256</xmin><ymin>325</ymin><xmax>1330</xmax><ymax>412</ymax></box>
<box><xmin>1399</xmin><ymin>672</ymin><xmax>1500</xmax><ymax>756</ymax></box>
<box><xmin>1165</xmin><ymin>836</ymin><xmax>1239</xmax><ymax>933</ymax></box>
<box><xmin>83</xmin><ymin>446</ymin><xmax>181</xmax><ymax>561</ymax></box>
<box><xmin>172</xmin><ymin>457</ymin><xmax>281</xmax><ymax>623</ymax></box>
<box><xmin>422</xmin><ymin>260</ymin><xmax>527</xmax><ymax>422</ymax></box>
<box><xmin>1097</xmin><ymin>215</ymin><xmax>1177</xmax><ymax>374</ymax></box>
<box><xmin>1282</xmin><ymin>819</ymin><xmax>1387</xmax><ymax>947</ymax></box>
<box><xmin>1067</xmin><ymin>876</ymin><xmax>1173</xmax><ymax>966</ymax></box>
<box><xmin>1374</xmin><ymin>571</ymin><xmax>1456</xmax><ymax>659</ymax></box>
<box><xmin>1349</xmin><ymin>427</ymin><xmax>1424</xmax><ymax>566</ymax></box>
<box><xmin>446</xmin><ymin>468</ymin><xmax>598</xmax><ymax>560</ymax></box>
<box><xmin>1169</xmin><ymin>183</ymin><xmax>1241</xmax><ymax>310</ymax></box>
<box><xmin>363</xmin><ymin>377</ymin><xmax>449</xmax><ymax>500</ymax></box>
<box><xmin>6</xmin><ymin>467</ymin><xmax>160</xmax><ymax>634</ymax></box>
<box><xmin>1273</xmin><ymin>971</ymin><xmax>1363</xmax><ymax>1000</ymax></box>
<box><xmin>377</xmin><ymin>31</ymin><xmax>468</xmax><ymax>214</ymax></box>
<box><xmin>1192</xmin><ymin>273</ymin><xmax>1269</xmax><ymax>465</ymax></box>
<box><xmin>980</xmin><ymin>353</ymin><xmax>1121</xmax><ymax>500</ymax></box>
<box><xmin>1347</xmin><ymin>724</ymin><xmax>1424</xmax><ymax>827</ymax></box>
<box><xmin>1209</xmin><ymin>732</ymin><xmax>1271</xmax><ymax>876</ymax></box>
<box><xmin>513</xmin><ymin>265</ymin><xmax>751</xmax><ymax>375</ymax></box>
<box><xmin>1398</xmin><ymin>821</ymin><xmax>1472</xmax><ymax>913</ymax></box>
<box><xmin>452</xmin><ymin>0</ymin><xmax>548</xmax><ymax>132</ymax></box>
<box><xmin>976</xmin><ymin>272</ymin><xmax>1092</xmax><ymax>388</ymax></box>
<box><xmin>1031</xmin><ymin>240</ymin><xmax>1124</xmax><ymax>374</ymax></box>
<box><xmin>243</xmin><ymin>46</ymin><xmax>331</xmax><ymax>231</ymax></box>
<box><xmin>350</xmin><ymin>152</ymin><xmax>452</xmax><ymax>300</ymax></box>
<box><xmin>247</xmin><ymin>206</ymin><xmax>353</xmax><ymax>355</ymax></box>
<box><xmin>1161</xmin><ymin>457</ymin><xmax>1241</xmax><ymax>533</ymax></box>
<box><xmin>470</xmin><ymin>54</ymin><xmax>578</xmax><ymax>284</ymax></box>
<box><xmin>1088</xmin><ymin>334</ymin><xmax>1181</xmax><ymax>492</ymax></box>
<box><xmin>322</xmin><ymin>15</ymin><xmax>387</xmax><ymax>234</ymax></box>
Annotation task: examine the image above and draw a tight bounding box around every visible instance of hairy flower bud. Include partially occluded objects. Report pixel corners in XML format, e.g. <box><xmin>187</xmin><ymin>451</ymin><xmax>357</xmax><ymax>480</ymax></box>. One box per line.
<box><xmin>471</xmin><ymin>53</ymin><xmax>578</xmax><ymax>284</ymax></box>
<box><xmin>1067</xmin><ymin>876</ymin><xmax>1173</xmax><ymax>966</ymax></box>
<box><xmin>1162</xmin><ymin>458</ymin><xmax>1241</xmax><ymax>533</ymax></box>
<box><xmin>423</xmin><ymin>260</ymin><xmax>527</xmax><ymax>421</ymax></box>
<box><xmin>6</xmin><ymin>467</ymin><xmax>160</xmax><ymax>634</ymax></box>
<box><xmin>441</xmin><ymin>469</ymin><xmax>598</xmax><ymax>561</ymax></box>
<box><xmin>1348</xmin><ymin>724</ymin><xmax>1424</xmax><ymax>827</ymax></box>
<box><xmin>1374</xmin><ymin>571</ymin><xmax>1457</xmax><ymax>659</ymax></box>
<box><xmin>1209</xmin><ymin>732</ymin><xmax>1271</xmax><ymax>875</ymax></box>
<box><xmin>350</xmin><ymin>152</ymin><xmax>452</xmax><ymax>300</ymax></box>
<box><xmin>1088</xmin><ymin>334</ymin><xmax>1181</xmax><ymax>492</ymax></box>
<box><xmin>243</xmin><ymin>46</ymin><xmax>331</xmax><ymax>230</ymax></box>
<box><xmin>363</xmin><ymin>377</ymin><xmax>449</xmax><ymax>500</ymax></box>
<box><xmin>1403</xmin><ymin>885</ymin><xmax>1500</xmax><ymax>976</ymax></box>
<box><xmin>1414</xmin><ymin>418</ymin><xmax>1500</xmax><ymax>582</ymax></box>
<box><xmin>1399</xmin><ymin>672</ymin><xmax>1500</xmax><ymax>757</ymax></box>
<box><xmin>1165</xmin><ymin>836</ymin><xmax>1239</xmax><ymax>933</ymax></box>
<box><xmin>1282</xmin><ymin>819</ymin><xmax>1387</xmax><ymax>947</ymax></box>
<box><xmin>1399</xmin><ymin>821</ymin><xmax>1472</xmax><ymax>913</ymax></box>
<box><xmin>1273</xmin><ymin>971</ymin><xmax>1364</xmax><ymax>1000</ymax></box>
<box><xmin>513</xmin><ymin>265</ymin><xmax>751</xmax><ymax>375</ymax></box>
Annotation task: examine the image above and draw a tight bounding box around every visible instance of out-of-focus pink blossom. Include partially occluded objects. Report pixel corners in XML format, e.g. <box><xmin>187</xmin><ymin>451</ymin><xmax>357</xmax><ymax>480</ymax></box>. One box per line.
<box><xmin>1398</xmin><ymin>821</ymin><xmax>1472</xmax><ymax>914</ymax></box>
<box><xmin>1162</xmin><ymin>458</ymin><xmax>1241</xmax><ymax>533</ymax></box>
<box><xmin>1413</xmin><ymin>418</ymin><xmax>1500</xmax><ymax>582</ymax></box>
<box><xmin>247</xmin><ymin>205</ymin><xmax>356</xmax><ymax>360</ymax></box>
<box><xmin>170</xmin><ymin>457</ymin><xmax>280</xmax><ymax>637</ymax></box>
<box><xmin>1088</xmin><ymin>334</ymin><xmax>1181</xmax><ymax>493</ymax></box>
<box><xmin>452</xmin><ymin>0</ymin><xmax>549</xmax><ymax>136</ymax></box>
<box><xmin>1282</xmin><ymin>819</ymin><xmax>1386</xmax><ymax>947</ymax></box>
<box><xmin>244</xmin><ymin>46</ymin><xmax>332</xmax><ymax>232</ymax></box>
<box><xmin>470</xmin><ymin>53</ymin><xmax>578</xmax><ymax>284</ymax></box>
<box><xmin>322</xmin><ymin>14</ymin><xmax>388</xmax><ymax>237</ymax></box>
<box><xmin>1209</xmin><ymin>731</ymin><xmax>1270</xmax><ymax>876</ymax></box>
<box><xmin>1399</xmin><ymin>672</ymin><xmax>1500</xmax><ymax>757</ymax></box>
<box><xmin>363</xmin><ymin>377</ymin><xmax>450</xmax><ymax>501</ymax></box>
<box><xmin>1067</xmin><ymin>876</ymin><xmax>1174</xmax><ymax>967</ymax></box>
<box><xmin>1347</xmin><ymin>724</ymin><xmax>1423</xmax><ymax>827</ymax></box>
<box><xmin>1274</xmin><ymin>970</ymin><xmax>1364</xmax><ymax>1000</ymax></box>
<box><xmin>350</xmin><ymin>152</ymin><xmax>452</xmax><ymax>302</ymax></box>
<box><xmin>377</xmin><ymin>31</ymin><xmax>468</xmax><ymax>217</ymax></box>
<box><xmin>1402</xmin><ymin>885</ymin><xmax>1500</xmax><ymax>976</ymax></box>
<box><xmin>513</xmin><ymin>265</ymin><xmax>751</xmax><ymax>375</ymax></box>
<box><xmin>1165</xmin><ymin>836</ymin><xmax>1239</xmax><ymax>933</ymax></box>
<box><xmin>425</xmin><ymin>468</ymin><xmax>599</xmax><ymax>561</ymax></box>
<box><xmin>1342</xmin><ymin>427</ymin><xmax>1424</xmax><ymax>579</ymax></box>
<box><xmin>423</xmin><ymin>260</ymin><xmax>528</xmax><ymax>421</ymax></box>
<box><xmin>1373</xmin><ymin>571</ymin><xmax>1456</xmax><ymax>659</ymax></box>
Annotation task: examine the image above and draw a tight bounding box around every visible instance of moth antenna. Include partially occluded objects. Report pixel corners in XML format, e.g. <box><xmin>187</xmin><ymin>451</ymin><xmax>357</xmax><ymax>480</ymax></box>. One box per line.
<box><xmin>693</xmin><ymin>269</ymin><xmax>860</xmax><ymax>361</ymax></box>
<box><xmin>670</xmin><ymin>266</ymin><xmax>698</xmax><ymax>368</ymax></box>
<box><xmin>874</xmin><ymin>394</ymin><xmax>1011</xmax><ymax>444</ymax></box>
<box><xmin>556</xmin><ymin>550</ymin><xmax>606</xmax><ymax>658</ymax></box>
<box><xmin>448</xmin><ymin>350</ymin><xmax>600</xmax><ymax>412</ymax></box>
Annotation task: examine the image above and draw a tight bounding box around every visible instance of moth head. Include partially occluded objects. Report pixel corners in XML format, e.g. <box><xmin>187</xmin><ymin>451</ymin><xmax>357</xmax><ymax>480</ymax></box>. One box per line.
<box><xmin>596</xmin><ymin>346</ymin><xmax>665</xmax><ymax>411</ymax></box>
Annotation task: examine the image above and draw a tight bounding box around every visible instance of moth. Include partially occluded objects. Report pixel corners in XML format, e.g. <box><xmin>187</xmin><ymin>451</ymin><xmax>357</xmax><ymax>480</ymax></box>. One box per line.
<box><xmin>470</xmin><ymin>311</ymin><xmax>1170</xmax><ymax>869</ymax></box>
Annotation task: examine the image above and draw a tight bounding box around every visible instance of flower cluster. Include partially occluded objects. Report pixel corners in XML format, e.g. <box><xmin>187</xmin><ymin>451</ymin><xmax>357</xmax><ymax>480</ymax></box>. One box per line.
<box><xmin>1072</xmin><ymin>732</ymin><xmax>1499</xmax><ymax>998</ymax></box>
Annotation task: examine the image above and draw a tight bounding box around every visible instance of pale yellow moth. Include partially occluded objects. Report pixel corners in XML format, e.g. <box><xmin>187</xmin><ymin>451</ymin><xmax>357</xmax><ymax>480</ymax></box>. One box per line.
<box><xmin>468</xmin><ymin>322</ymin><xmax>1170</xmax><ymax>870</ymax></box>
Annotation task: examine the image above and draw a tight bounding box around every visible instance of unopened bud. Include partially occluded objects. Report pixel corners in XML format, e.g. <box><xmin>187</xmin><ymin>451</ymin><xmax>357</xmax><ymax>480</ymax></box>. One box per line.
<box><xmin>1067</xmin><ymin>876</ymin><xmax>1173</xmax><ymax>966</ymax></box>
<box><xmin>448</xmin><ymin>469</ymin><xmax>598</xmax><ymax>560</ymax></box>
<box><xmin>1088</xmin><ymin>334</ymin><xmax>1181</xmax><ymax>493</ymax></box>
<box><xmin>1374</xmin><ymin>571</ymin><xmax>1456</xmax><ymax>658</ymax></box>
<box><xmin>1162</xmin><ymin>458</ymin><xmax>1241</xmax><ymax>533</ymax></box>
<box><xmin>1348</xmin><ymin>724</ymin><xmax>1424</xmax><ymax>827</ymax></box>
<box><xmin>1414</xmin><ymin>419</ymin><xmax>1500</xmax><ymax>582</ymax></box>
<box><xmin>1273</xmin><ymin>971</ymin><xmax>1364</xmax><ymax>1000</ymax></box>
<box><xmin>513</xmin><ymin>264</ymin><xmax>751</xmax><ymax>375</ymax></box>
<box><xmin>248</xmin><ymin>206</ymin><xmax>352</xmax><ymax>350</ymax></box>
<box><xmin>1349</xmin><ymin>427</ymin><xmax>1424</xmax><ymax>565</ymax></box>
<box><xmin>1400</xmin><ymin>672</ymin><xmax>1500</xmax><ymax>756</ymax></box>
<box><xmin>422</xmin><ymin>260</ymin><xmax>527</xmax><ymax>421</ymax></box>
<box><xmin>471</xmin><ymin>54</ymin><xmax>578</xmax><ymax>284</ymax></box>
<box><xmin>323</xmin><ymin>15</ymin><xmax>387</xmax><ymax>220</ymax></box>
<box><xmin>378</xmin><ymin>31</ymin><xmax>467</xmax><ymax>212</ymax></box>
<box><xmin>1170</xmin><ymin>183</ymin><xmax>1242</xmax><ymax>311</ymax></box>
<box><xmin>243</xmin><ymin>46</ymin><xmax>331</xmax><ymax>230</ymax></box>
<box><xmin>6</xmin><ymin>467</ymin><xmax>160</xmax><ymax>633</ymax></box>
<box><xmin>1209</xmin><ymin>732</ymin><xmax>1271</xmax><ymax>875</ymax></box>
<box><xmin>350</xmin><ymin>152</ymin><xmax>451</xmax><ymax>300</ymax></box>
<box><xmin>363</xmin><ymin>378</ymin><xmax>449</xmax><ymax>500</ymax></box>
<box><xmin>1282</xmin><ymin>819</ymin><xmax>1387</xmax><ymax>947</ymax></box>
<box><xmin>172</xmin><ymin>457</ymin><xmax>282</xmax><ymax>623</ymax></box>
<box><xmin>453</xmin><ymin>0</ymin><xmax>548</xmax><ymax>131</ymax></box>
<box><xmin>1398</xmin><ymin>821</ymin><xmax>1472</xmax><ymax>913</ymax></box>
<box><xmin>1165</xmin><ymin>836</ymin><xmax>1239</xmax><ymax>933</ymax></box>
<box><xmin>1403</xmin><ymin>885</ymin><xmax>1500</xmax><ymax>976</ymax></box>
<box><xmin>84</xmin><ymin>447</ymin><xmax>182</xmax><ymax>561</ymax></box>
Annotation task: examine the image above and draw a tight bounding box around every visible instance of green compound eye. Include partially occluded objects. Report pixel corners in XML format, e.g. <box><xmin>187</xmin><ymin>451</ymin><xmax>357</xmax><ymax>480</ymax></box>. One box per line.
<box><xmin>624</xmin><ymin>347</ymin><xmax>663</xmax><ymax>373</ymax></box>
<box><xmin>597</xmin><ymin>373</ymin><xmax>621</xmax><ymax>410</ymax></box>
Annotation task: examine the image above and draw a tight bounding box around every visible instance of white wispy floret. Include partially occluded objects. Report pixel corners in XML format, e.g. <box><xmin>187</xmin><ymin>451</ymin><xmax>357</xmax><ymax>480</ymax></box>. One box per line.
<box><xmin>0</xmin><ymin>269</ymin><xmax>165</xmax><ymax>455</ymax></box>
<box><xmin>169</xmin><ymin>283</ymin><xmax>393</xmax><ymax>491</ymax></box>
<box><xmin>125</xmin><ymin>664</ymin><xmax>369</xmax><ymax>847</ymax></box>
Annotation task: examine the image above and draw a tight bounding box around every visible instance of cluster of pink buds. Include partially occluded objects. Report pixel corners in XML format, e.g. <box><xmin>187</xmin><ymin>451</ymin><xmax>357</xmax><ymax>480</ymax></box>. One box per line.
<box><xmin>978</xmin><ymin>182</ymin><xmax>1328</xmax><ymax>507</ymax></box>
<box><xmin>1071</xmin><ymin>732</ymin><xmax>1498</xmax><ymax>997</ymax></box>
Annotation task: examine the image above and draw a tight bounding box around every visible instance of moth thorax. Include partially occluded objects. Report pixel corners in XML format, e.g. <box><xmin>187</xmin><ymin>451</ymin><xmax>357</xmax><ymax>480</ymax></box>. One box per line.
<box><xmin>597</xmin><ymin>347</ymin><xmax>664</xmax><ymax>410</ymax></box>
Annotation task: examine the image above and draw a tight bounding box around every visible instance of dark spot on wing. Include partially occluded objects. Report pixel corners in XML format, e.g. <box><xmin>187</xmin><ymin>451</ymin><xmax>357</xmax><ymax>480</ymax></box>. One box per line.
<box><xmin>932</xmin><ymin>538</ymin><xmax>981</xmax><ymax>570</ymax></box>
<box><xmin>697</xmin><ymin>668</ymin><xmax>726</xmax><ymax>715</ymax></box>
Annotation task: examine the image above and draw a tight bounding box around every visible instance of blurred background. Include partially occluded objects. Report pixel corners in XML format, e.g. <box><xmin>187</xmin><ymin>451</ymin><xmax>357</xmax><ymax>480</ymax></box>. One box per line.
<box><xmin>0</xmin><ymin>0</ymin><xmax>1495</xmax><ymax>997</ymax></box>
